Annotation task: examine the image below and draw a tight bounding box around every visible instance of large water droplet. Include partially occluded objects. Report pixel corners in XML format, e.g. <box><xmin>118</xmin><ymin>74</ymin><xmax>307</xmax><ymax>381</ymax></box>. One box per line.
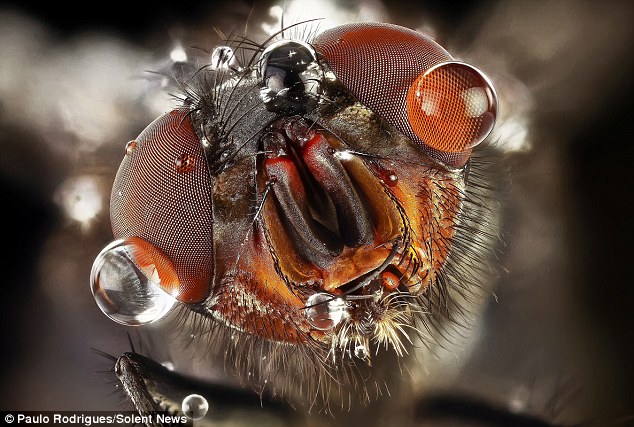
<box><xmin>90</xmin><ymin>238</ymin><xmax>178</xmax><ymax>325</ymax></box>
<box><xmin>305</xmin><ymin>292</ymin><xmax>349</xmax><ymax>331</ymax></box>
<box><xmin>182</xmin><ymin>394</ymin><xmax>209</xmax><ymax>420</ymax></box>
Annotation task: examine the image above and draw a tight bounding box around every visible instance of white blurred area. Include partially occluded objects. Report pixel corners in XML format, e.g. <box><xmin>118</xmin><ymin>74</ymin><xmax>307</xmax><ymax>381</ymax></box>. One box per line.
<box><xmin>0</xmin><ymin>10</ymin><xmax>176</xmax><ymax>238</ymax></box>
<box><xmin>0</xmin><ymin>12</ymin><xmax>172</xmax><ymax>152</ymax></box>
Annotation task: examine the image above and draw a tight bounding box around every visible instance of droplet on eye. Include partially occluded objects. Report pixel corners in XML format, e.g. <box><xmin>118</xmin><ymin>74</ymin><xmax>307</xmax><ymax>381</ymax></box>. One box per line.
<box><xmin>305</xmin><ymin>292</ymin><xmax>349</xmax><ymax>331</ymax></box>
<box><xmin>406</xmin><ymin>62</ymin><xmax>497</xmax><ymax>153</ymax></box>
<box><xmin>90</xmin><ymin>237</ymin><xmax>179</xmax><ymax>325</ymax></box>
<box><xmin>175</xmin><ymin>153</ymin><xmax>195</xmax><ymax>174</ymax></box>
<box><xmin>182</xmin><ymin>394</ymin><xmax>209</xmax><ymax>420</ymax></box>
<box><xmin>125</xmin><ymin>140</ymin><xmax>137</xmax><ymax>156</ymax></box>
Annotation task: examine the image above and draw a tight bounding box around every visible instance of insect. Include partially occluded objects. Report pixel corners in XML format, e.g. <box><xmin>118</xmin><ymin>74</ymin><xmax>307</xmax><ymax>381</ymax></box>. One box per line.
<box><xmin>89</xmin><ymin>20</ymin><xmax>499</xmax><ymax>422</ymax></box>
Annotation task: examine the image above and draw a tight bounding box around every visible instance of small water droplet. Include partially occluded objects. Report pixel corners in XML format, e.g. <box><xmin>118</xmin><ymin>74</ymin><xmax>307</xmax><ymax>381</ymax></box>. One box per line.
<box><xmin>182</xmin><ymin>394</ymin><xmax>209</xmax><ymax>420</ymax></box>
<box><xmin>354</xmin><ymin>343</ymin><xmax>369</xmax><ymax>359</ymax></box>
<box><xmin>377</xmin><ymin>168</ymin><xmax>398</xmax><ymax>187</ymax></box>
<box><xmin>161</xmin><ymin>361</ymin><xmax>175</xmax><ymax>371</ymax></box>
<box><xmin>333</xmin><ymin>149</ymin><xmax>354</xmax><ymax>161</ymax></box>
<box><xmin>175</xmin><ymin>153</ymin><xmax>195</xmax><ymax>174</ymax></box>
<box><xmin>210</xmin><ymin>46</ymin><xmax>240</xmax><ymax>70</ymax></box>
<box><xmin>305</xmin><ymin>292</ymin><xmax>349</xmax><ymax>331</ymax></box>
<box><xmin>90</xmin><ymin>238</ymin><xmax>178</xmax><ymax>325</ymax></box>
<box><xmin>125</xmin><ymin>140</ymin><xmax>137</xmax><ymax>155</ymax></box>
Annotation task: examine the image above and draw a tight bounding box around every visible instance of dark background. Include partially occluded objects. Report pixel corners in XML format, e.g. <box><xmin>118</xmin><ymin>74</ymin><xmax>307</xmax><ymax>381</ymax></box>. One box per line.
<box><xmin>1</xmin><ymin>0</ymin><xmax>633</xmax><ymax>425</ymax></box>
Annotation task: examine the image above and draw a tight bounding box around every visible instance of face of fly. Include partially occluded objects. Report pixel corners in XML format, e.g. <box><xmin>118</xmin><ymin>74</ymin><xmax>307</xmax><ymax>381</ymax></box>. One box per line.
<box><xmin>92</xmin><ymin>21</ymin><xmax>498</xmax><ymax>405</ymax></box>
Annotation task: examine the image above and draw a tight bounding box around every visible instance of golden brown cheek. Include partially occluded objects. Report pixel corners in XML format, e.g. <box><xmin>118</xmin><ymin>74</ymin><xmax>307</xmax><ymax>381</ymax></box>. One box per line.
<box><xmin>207</xmin><ymin>225</ymin><xmax>312</xmax><ymax>343</ymax></box>
<box><xmin>392</xmin><ymin>169</ymin><xmax>462</xmax><ymax>293</ymax></box>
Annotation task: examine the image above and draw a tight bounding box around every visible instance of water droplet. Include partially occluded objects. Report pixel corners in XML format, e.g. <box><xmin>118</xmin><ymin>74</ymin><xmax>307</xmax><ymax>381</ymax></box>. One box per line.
<box><xmin>125</xmin><ymin>140</ymin><xmax>137</xmax><ymax>155</ymax></box>
<box><xmin>161</xmin><ymin>361</ymin><xmax>175</xmax><ymax>371</ymax></box>
<box><xmin>175</xmin><ymin>153</ymin><xmax>195</xmax><ymax>174</ymax></box>
<box><xmin>380</xmin><ymin>270</ymin><xmax>401</xmax><ymax>291</ymax></box>
<box><xmin>305</xmin><ymin>292</ymin><xmax>349</xmax><ymax>331</ymax></box>
<box><xmin>354</xmin><ymin>343</ymin><xmax>369</xmax><ymax>359</ymax></box>
<box><xmin>406</xmin><ymin>62</ymin><xmax>496</xmax><ymax>153</ymax></box>
<box><xmin>210</xmin><ymin>46</ymin><xmax>240</xmax><ymax>70</ymax></box>
<box><xmin>376</xmin><ymin>167</ymin><xmax>398</xmax><ymax>187</ymax></box>
<box><xmin>182</xmin><ymin>394</ymin><xmax>209</xmax><ymax>420</ymax></box>
<box><xmin>333</xmin><ymin>149</ymin><xmax>354</xmax><ymax>161</ymax></box>
<box><xmin>90</xmin><ymin>238</ymin><xmax>178</xmax><ymax>325</ymax></box>
<box><xmin>259</xmin><ymin>40</ymin><xmax>323</xmax><ymax>114</ymax></box>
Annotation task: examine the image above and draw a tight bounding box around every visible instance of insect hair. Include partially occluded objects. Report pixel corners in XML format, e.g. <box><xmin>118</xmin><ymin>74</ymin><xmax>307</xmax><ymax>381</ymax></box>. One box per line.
<box><xmin>147</xmin><ymin>18</ymin><xmax>504</xmax><ymax>412</ymax></box>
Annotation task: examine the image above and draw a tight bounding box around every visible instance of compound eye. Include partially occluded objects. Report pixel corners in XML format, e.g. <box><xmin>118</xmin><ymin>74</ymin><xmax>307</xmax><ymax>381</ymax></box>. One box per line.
<box><xmin>406</xmin><ymin>62</ymin><xmax>497</xmax><ymax>154</ymax></box>
<box><xmin>259</xmin><ymin>40</ymin><xmax>323</xmax><ymax>114</ymax></box>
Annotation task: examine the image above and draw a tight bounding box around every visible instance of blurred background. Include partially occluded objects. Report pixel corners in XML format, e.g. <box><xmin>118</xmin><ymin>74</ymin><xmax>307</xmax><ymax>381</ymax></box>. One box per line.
<box><xmin>1</xmin><ymin>0</ymin><xmax>633</xmax><ymax>425</ymax></box>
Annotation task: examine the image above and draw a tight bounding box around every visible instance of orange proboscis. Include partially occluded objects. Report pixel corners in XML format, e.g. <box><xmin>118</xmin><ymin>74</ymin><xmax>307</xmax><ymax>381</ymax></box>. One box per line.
<box><xmin>209</xmin><ymin>131</ymin><xmax>463</xmax><ymax>343</ymax></box>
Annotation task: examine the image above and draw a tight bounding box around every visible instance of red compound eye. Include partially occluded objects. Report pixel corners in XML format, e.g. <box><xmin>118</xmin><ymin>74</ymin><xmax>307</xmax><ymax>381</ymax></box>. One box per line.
<box><xmin>406</xmin><ymin>62</ymin><xmax>497</xmax><ymax>154</ymax></box>
<box><xmin>109</xmin><ymin>109</ymin><xmax>214</xmax><ymax>304</ymax></box>
<box><xmin>313</xmin><ymin>23</ymin><xmax>497</xmax><ymax>167</ymax></box>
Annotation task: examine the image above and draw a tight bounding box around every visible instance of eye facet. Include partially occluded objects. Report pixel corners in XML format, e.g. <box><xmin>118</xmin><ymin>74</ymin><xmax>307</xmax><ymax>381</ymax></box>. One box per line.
<box><xmin>406</xmin><ymin>62</ymin><xmax>497</xmax><ymax>154</ymax></box>
<box><xmin>259</xmin><ymin>40</ymin><xmax>323</xmax><ymax>114</ymax></box>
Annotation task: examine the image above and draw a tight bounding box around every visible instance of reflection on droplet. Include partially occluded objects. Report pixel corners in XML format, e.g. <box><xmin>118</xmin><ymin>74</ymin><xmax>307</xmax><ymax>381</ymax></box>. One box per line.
<box><xmin>378</xmin><ymin>168</ymin><xmax>398</xmax><ymax>187</ymax></box>
<box><xmin>182</xmin><ymin>394</ymin><xmax>209</xmax><ymax>420</ymax></box>
<box><xmin>125</xmin><ymin>140</ymin><xmax>137</xmax><ymax>155</ymax></box>
<box><xmin>305</xmin><ymin>292</ymin><xmax>349</xmax><ymax>331</ymax></box>
<box><xmin>90</xmin><ymin>238</ymin><xmax>178</xmax><ymax>325</ymax></box>
<box><xmin>210</xmin><ymin>46</ymin><xmax>240</xmax><ymax>70</ymax></box>
<box><xmin>354</xmin><ymin>343</ymin><xmax>369</xmax><ymax>359</ymax></box>
<box><xmin>175</xmin><ymin>153</ymin><xmax>195</xmax><ymax>174</ymax></box>
<box><xmin>406</xmin><ymin>61</ymin><xmax>497</xmax><ymax>153</ymax></box>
